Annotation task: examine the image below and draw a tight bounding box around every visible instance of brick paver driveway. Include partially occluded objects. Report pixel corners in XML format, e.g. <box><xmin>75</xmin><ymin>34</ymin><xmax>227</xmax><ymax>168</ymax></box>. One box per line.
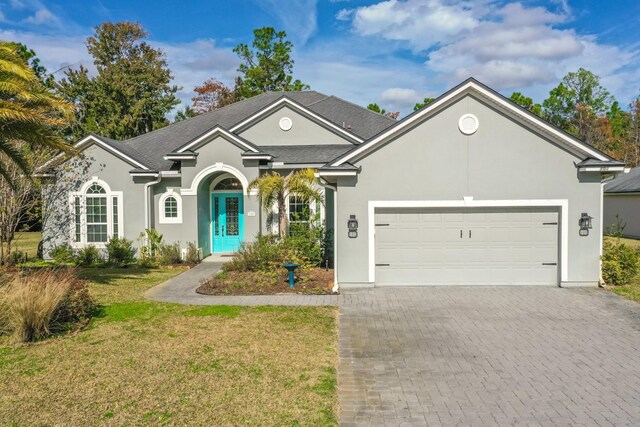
<box><xmin>339</xmin><ymin>286</ymin><xmax>640</xmax><ymax>426</ymax></box>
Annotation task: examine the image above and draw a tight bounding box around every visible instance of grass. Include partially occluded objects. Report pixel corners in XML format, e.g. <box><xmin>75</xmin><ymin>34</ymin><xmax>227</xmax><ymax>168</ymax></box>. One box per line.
<box><xmin>0</xmin><ymin>265</ymin><xmax>338</xmax><ymax>425</ymax></box>
<box><xmin>604</xmin><ymin>236</ymin><xmax>640</xmax><ymax>303</ymax></box>
<box><xmin>1</xmin><ymin>231</ymin><xmax>42</xmax><ymax>259</ymax></box>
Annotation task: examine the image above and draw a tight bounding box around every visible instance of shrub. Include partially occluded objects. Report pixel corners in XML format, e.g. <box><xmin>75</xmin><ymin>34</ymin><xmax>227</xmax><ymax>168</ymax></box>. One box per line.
<box><xmin>0</xmin><ymin>269</ymin><xmax>95</xmax><ymax>342</ymax></box>
<box><xmin>49</xmin><ymin>244</ymin><xmax>76</xmax><ymax>264</ymax></box>
<box><xmin>76</xmin><ymin>245</ymin><xmax>101</xmax><ymax>266</ymax></box>
<box><xmin>224</xmin><ymin>235</ymin><xmax>310</xmax><ymax>273</ymax></box>
<box><xmin>8</xmin><ymin>250</ymin><xmax>27</xmax><ymax>266</ymax></box>
<box><xmin>106</xmin><ymin>237</ymin><xmax>136</xmax><ymax>267</ymax></box>
<box><xmin>158</xmin><ymin>242</ymin><xmax>182</xmax><ymax>265</ymax></box>
<box><xmin>602</xmin><ymin>239</ymin><xmax>640</xmax><ymax>286</ymax></box>
<box><xmin>185</xmin><ymin>241</ymin><xmax>200</xmax><ymax>264</ymax></box>
<box><xmin>288</xmin><ymin>218</ymin><xmax>328</xmax><ymax>267</ymax></box>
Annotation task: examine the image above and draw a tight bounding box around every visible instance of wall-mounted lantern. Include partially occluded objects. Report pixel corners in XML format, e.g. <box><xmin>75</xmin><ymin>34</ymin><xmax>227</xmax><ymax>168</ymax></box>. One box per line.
<box><xmin>578</xmin><ymin>212</ymin><xmax>593</xmax><ymax>236</ymax></box>
<box><xmin>347</xmin><ymin>215</ymin><xmax>358</xmax><ymax>238</ymax></box>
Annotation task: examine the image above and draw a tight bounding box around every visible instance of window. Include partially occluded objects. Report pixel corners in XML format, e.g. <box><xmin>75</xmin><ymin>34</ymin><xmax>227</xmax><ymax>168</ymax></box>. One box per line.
<box><xmin>165</xmin><ymin>196</ymin><xmax>178</xmax><ymax>218</ymax></box>
<box><xmin>289</xmin><ymin>195</ymin><xmax>311</xmax><ymax>223</ymax></box>
<box><xmin>159</xmin><ymin>191</ymin><xmax>182</xmax><ymax>224</ymax></box>
<box><xmin>86</xmin><ymin>184</ymin><xmax>108</xmax><ymax>242</ymax></box>
<box><xmin>289</xmin><ymin>195</ymin><xmax>312</xmax><ymax>236</ymax></box>
<box><xmin>214</xmin><ymin>177</ymin><xmax>242</xmax><ymax>191</ymax></box>
<box><xmin>70</xmin><ymin>178</ymin><xmax>122</xmax><ymax>247</ymax></box>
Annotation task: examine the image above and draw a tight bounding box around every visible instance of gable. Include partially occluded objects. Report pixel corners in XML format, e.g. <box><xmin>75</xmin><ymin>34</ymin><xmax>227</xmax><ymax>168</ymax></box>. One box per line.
<box><xmin>38</xmin><ymin>135</ymin><xmax>150</xmax><ymax>174</ymax></box>
<box><xmin>352</xmin><ymin>94</ymin><xmax>589</xmax><ymax>200</ymax></box>
<box><xmin>330</xmin><ymin>79</ymin><xmax>613</xmax><ymax>167</ymax></box>
<box><xmin>237</xmin><ymin>104</ymin><xmax>358</xmax><ymax>146</ymax></box>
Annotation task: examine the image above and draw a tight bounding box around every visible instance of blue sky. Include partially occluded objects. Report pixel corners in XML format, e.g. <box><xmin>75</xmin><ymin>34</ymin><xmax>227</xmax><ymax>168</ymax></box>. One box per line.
<box><xmin>1</xmin><ymin>0</ymin><xmax>639</xmax><ymax>115</ymax></box>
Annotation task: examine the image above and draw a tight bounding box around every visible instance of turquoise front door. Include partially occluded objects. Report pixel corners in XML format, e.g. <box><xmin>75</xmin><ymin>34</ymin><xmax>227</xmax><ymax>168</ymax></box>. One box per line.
<box><xmin>211</xmin><ymin>193</ymin><xmax>244</xmax><ymax>253</ymax></box>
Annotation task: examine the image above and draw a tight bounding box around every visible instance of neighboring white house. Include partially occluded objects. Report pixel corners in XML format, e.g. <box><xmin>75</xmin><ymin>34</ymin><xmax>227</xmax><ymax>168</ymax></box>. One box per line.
<box><xmin>41</xmin><ymin>78</ymin><xmax>625</xmax><ymax>287</ymax></box>
<box><xmin>604</xmin><ymin>167</ymin><xmax>640</xmax><ymax>238</ymax></box>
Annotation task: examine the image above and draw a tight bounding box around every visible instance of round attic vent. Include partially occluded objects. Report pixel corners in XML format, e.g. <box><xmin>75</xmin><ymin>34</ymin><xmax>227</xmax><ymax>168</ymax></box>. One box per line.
<box><xmin>279</xmin><ymin>116</ymin><xmax>293</xmax><ymax>131</ymax></box>
<box><xmin>458</xmin><ymin>114</ymin><xmax>479</xmax><ymax>135</ymax></box>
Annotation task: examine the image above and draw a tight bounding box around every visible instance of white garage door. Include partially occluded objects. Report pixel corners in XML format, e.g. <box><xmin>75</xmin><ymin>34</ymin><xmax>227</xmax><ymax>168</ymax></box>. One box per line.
<box><xmin>374</xmin><ymin>207</ymin><xmax>559</xmax><ymax>285</ymax></box>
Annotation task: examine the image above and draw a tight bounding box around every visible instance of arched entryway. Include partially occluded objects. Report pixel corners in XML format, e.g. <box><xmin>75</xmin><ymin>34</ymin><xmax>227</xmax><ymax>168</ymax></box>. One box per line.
<box><xmin>209</xmin><ymin>174</ymin><xmax>244</xmax><ymax>253</ymax></box>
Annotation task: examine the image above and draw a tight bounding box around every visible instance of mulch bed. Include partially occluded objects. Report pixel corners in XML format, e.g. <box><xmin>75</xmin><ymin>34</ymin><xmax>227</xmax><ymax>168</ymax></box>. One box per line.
<box><xmin>196</xmin><ymin>268</ymin><xmax>335</xmax><ymax>296</ymax></box>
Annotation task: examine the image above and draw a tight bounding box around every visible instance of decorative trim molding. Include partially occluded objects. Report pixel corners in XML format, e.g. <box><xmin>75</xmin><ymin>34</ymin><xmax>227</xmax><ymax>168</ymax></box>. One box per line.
<box><xmin>182</xmin><ymin>163</ymin><xmax>251</xmax><ymax>196</ymax></box>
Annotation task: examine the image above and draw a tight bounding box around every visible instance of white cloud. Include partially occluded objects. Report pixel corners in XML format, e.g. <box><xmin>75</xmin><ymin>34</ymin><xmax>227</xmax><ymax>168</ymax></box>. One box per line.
<box><xmin>253</xmin><ymin>0</ymin><xmax>319</xmax><ymax>45</ymax></box>
<box><xmin>23</xmin><ymin>7</ymin><xmax>59</xmax><ymax>26</ymax></box>
<box><xmin>341</xmin><ymin>0</ymin><xmax>640</xmax><ymax>100</ymax></box>
<box><xmin>350</xmin><ymin>0</ymin><xmax>479</xmax><ymax>50</ymax></box>
<box><xmin>380</xmin><ymin>87</ymin><xmax>422</xmax><ymax>110</ymax></box>
<box><xmin>336</xmin><ymin>9</ymin><xmax>353</xmax><ymax>21</ymax></box>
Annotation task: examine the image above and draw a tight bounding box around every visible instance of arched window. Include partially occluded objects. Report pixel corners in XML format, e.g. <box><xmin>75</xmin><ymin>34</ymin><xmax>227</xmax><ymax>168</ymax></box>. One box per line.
<box><xmin>159</xmin><ymin>191</ymin><xmax>182</xmax><ymax>224</ymax></box>
<box><xmin>214</xmin><ymin>177</ymin><xmax>242</xmax><ymax>191</ymax></box>
<box><xmin>85</xmin><ymin>184</ymin><xmax>108</xmax><ymax>243</ymax></box>
<box><xmin>164</xmin><ymin>196</ymin><xmax>178</xmax><ymax>218</ymax></box>
<box><xmin>70</xmin><ymin>178</ymin><xmax>122</xmax><ymax>247</ymax></box>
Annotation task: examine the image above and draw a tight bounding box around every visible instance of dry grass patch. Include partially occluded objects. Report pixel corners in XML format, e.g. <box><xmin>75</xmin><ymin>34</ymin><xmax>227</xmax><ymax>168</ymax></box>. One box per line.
<box><xmin>0</xmin><ymin>305</ymin><xmax>337</xmax><ymax>425</ymax></box>
<box><xmin>0</xmin><ymin>266</ymin><xmax>338</xmax><ymax>425</ymax></box>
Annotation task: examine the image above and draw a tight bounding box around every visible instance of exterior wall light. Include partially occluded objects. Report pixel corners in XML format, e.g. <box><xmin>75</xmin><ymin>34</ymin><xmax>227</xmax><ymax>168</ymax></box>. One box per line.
<box><xmin>579</xmin><ymin>212</ymin><xmax>593</xmax><ymax>236</ymax></box>
<box><xmin>347</xmin><ymin>215</ymin><xmax>358</xmax><ymax>238</ymax></box>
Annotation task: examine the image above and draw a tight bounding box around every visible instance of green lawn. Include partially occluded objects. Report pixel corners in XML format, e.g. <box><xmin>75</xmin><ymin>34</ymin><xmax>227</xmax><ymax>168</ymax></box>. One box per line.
<box><xmin>2</xmin><ymin>231</ymin><xmax>42</xmax><ymax>259</ymax></box>
<box><xmin>605</xmin><ymin>236</ymin><xmax>640</xmax><ymax>303</ymax></box>
<box><xmin>0</xmin><ymin>266</ymin><xmax>338</xmax><ymax>425</ymax></box>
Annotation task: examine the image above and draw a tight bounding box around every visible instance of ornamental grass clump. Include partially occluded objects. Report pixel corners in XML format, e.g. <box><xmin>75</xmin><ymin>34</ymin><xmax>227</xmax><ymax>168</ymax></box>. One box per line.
<box><xmin>0</xmin><ymin>269</ymin><xmax>94</xmax><ymax>342</ymax></box>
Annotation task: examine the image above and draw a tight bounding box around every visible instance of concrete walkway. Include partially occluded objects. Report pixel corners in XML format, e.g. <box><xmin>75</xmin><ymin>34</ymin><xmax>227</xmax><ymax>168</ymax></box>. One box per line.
<box><xmin>145</xmin><ymin>262</ymin><xmax>341</xmax><ymax>306</ymax></box>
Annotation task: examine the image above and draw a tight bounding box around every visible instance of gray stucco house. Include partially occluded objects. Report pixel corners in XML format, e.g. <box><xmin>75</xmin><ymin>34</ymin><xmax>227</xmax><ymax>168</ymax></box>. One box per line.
<box><xmin>42</xmin><ymin>78</ymin><xmax>624</xmax><ymax>287</ymax></box>
<box><xmin>604</xmin><ymin>167</ymin><xmax>640</xmax><ymax>237</ymax></box>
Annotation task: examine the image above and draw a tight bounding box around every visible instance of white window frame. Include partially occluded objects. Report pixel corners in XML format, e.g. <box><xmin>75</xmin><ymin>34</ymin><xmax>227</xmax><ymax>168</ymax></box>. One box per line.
<box><xmin>159</xmin><ymin>189</ymin><xmax>183</xmax><ymax>224</ymax></box>
<box><xmin>69</xmin><ymin>177</ymin><xmax>123</xmax><ymax>248</ymax></box>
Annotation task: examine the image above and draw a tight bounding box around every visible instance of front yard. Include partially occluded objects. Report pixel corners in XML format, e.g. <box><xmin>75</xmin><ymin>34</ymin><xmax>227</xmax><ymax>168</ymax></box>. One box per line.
<box><xmin>0</xmin><ymin>266</ymin><xmax>338</xmax><ymax>425</ymax></box>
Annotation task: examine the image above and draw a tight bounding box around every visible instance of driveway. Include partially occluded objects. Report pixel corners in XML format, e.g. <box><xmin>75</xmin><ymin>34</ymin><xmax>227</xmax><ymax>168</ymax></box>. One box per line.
<box><xmin>339</xmin><ymin>286</ymin><xmax>640</xmax><ymax>426</ymax></box>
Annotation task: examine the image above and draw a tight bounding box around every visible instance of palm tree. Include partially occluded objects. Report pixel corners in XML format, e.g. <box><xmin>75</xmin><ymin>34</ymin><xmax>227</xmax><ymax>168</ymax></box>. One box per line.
<box><xmin>0</xmin><ymin>40</ymin><xmax>74</xmax><ymax>186</ymax></box>
<box><xmin>248</xmin><ymin>168</ymin><xmax>323</xmax><ymax>238</ymax></box>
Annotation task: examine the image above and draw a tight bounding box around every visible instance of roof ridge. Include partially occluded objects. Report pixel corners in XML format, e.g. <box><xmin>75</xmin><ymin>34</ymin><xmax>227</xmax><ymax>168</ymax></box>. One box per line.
<box><xmin>324</xmin><ymin>95</ymin><xmax>397</xmax><ymax>123</ymax></box>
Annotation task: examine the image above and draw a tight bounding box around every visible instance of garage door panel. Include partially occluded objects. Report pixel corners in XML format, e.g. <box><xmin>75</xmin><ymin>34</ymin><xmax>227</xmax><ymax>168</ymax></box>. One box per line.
<box><xmin>374</xmin><ymin>207</ymin><xmax>559</xmax><ymax>286</ymax></box>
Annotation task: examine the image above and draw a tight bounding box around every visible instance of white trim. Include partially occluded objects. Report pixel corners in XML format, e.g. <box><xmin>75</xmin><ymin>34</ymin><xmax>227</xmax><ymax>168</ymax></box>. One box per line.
<box><xmin>159</xmin><ymin>189</ymin><xmax>183</xmax><ymax>224</ymax></box>
<box><xmin>70</xmin><ymin>177</ymin><xmax>123</xmax><ymax>248</ymax></box>
<box><xmin>42</xmin><ymin>135</ymin><xmax>149</xmax><ymax>172</ymax></box>
<box><xmin>599</xmin><ymin>183</ymin><xmax>604</xmax><ymax>284</ymax></box>
<box><xmin>176</xmin><ymin>127</ymin><xmax>260</xmax><ymax>153</ymax></box>
<box><xmin>332</xmin><ymin>80</ymin><xmax>609</xmax><ymax>166</ymax></box>
<box><xmin>129</xmin><ymin>172</ymin><xmax>159</xmax><ymax>177</ymax></box>
<box><xmin>316</xmin><ymin>170</ymin><xmax>358</xmax><ymax>177</ymax></box>
<box><xmin>182</xmin><ymin>163</ymin><xmax>251</xmax><ymax>196</ymax></box>
<box><xmin>230</xmin><ymin>98</ymin><xmax>364</xmax><ymax>144</ymax></box>
<box><xmin>318</xmin><ymin>179</ymin><xmax>338</xmax><ymax>287</ymax></box>
<box><xmin>164</xmin><ymin>154</ymin><xmax>197</xmax><ymax>160</ymax></box>
<box><xmin>578</xmin><ymin>166</ymin><xmax>625</xmax><ymax>172</ymax></box>
<box><xmin>367</xmin><ymin>198</ymin><xmax>569</xmax><ymax>285</ymax></box>
<box><xmin>242</xmin><ymin>154</ymin><xmax>273</xmax><ymax>160</ymax></box>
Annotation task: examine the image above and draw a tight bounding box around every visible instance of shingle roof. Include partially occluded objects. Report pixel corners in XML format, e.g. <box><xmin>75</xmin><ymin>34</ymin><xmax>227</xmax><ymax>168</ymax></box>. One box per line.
<box><xmin>256</xmin><ymin>145</ymin><xmax>354</xmax><ymax>164</ymax></box>
<box><xmin>107</xmin><ymin>90</ymin><xmax>394</xmax><ymax>171</ymax></box>
<box><xmin>605</xmin><ymin>167</ymin><xmax>640</xmax><ymax>193</ymax></box>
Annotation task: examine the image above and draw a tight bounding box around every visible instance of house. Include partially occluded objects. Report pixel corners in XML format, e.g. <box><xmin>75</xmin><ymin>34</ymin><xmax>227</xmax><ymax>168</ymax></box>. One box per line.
<box><xmin>604</xmin><ymin>167</ymin><xmax>640</xmax><ymax>238</ymax></box>
<box><xmin>42</xmin><ymin>78</ymin><xmax>624</xmax><ymax>287</ymax></box>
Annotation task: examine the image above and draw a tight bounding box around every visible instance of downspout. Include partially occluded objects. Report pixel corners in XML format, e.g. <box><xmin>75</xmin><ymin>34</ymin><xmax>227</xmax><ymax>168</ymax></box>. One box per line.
<box><xmin>318</xmin><ymin>177</ymin><xmax>339</xmax><ymax>293</ymax></box>
<box><xmin>144</xmin><ymin>175</ymin><xmax>161</xmax><ymax>230</ymax></box>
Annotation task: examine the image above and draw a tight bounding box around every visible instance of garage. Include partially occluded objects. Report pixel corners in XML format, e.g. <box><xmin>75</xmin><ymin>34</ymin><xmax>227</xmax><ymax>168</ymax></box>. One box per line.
<box><xmin>374</xmin><ymin>207</ymin><xmax>559</xmax><ymax>285</ymax></box>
